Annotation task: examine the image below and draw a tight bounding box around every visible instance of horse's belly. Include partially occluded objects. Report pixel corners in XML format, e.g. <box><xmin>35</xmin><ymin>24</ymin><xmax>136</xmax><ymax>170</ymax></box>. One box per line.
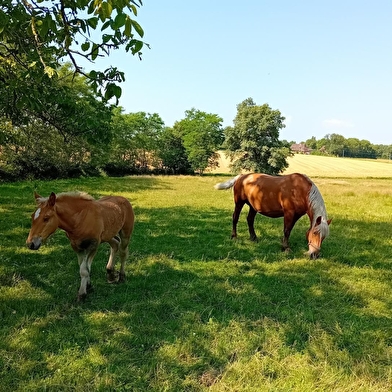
<box><xmin>250</xmin><ymin>199</ymin><xmax>283</xmax><ymax>218</ymax></box>
<box><xmin>259</xmin><ymin>210</ymin><xmax>284</xmax><ymax>218</ymax></box>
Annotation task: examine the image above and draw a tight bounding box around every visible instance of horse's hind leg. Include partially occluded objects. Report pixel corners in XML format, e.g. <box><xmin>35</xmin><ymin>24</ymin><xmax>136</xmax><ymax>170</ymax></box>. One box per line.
<box><xmin>106</xmin><ymin>236</ymin><xmax>120</xmax><ymax>283</ymax></box>
<box><xmin>232</xmin><ymin>200</ymin><xmax>245</xmax><ymax>239</ymax></box>
<box><xmin>247</xmin><ymin>206</ymin><xmax>258</xmax><ymax>241</ymax></box>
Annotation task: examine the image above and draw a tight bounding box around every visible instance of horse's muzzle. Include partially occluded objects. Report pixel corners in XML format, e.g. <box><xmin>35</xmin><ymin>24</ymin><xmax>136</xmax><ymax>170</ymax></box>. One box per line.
<box><xmin>26</xmin><ymin>238</ymin><xmax>42</xmax><ymax>250</ymax></box>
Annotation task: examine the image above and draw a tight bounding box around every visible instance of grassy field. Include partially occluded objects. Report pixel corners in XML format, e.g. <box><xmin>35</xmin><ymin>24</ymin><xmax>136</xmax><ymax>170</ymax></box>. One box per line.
<box><xmin>1</xmin><ymin>158</ymin><xmax>392</xmax><ymax>391</ymax></box>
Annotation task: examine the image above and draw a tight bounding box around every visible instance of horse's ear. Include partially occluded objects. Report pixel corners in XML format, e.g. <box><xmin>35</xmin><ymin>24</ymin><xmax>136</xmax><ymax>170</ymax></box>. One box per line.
<box><xmin>315</xmin><ymin>216</ymin><xmax>322</xmax><ymax>225</ymax></box>
<box><xmin>48</xmin><ymin>192</ymin><xmax>56</xmax><ymax>207</ymax></box>
<box><xmin>34</xmin><ymin>191</ymin><xmax>41</xmax><ymax>203</ymax></box>
<box><xmin>327</xmin><ymin>218</ymin><xmax>332</xmax><ymax>225</ymax></box>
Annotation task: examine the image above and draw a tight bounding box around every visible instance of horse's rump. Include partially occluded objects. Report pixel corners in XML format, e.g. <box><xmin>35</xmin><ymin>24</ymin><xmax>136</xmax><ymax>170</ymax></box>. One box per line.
<box><xmin>94</xmin><ymin>195</ymin><xmax>135</xmax><ymax>242</ymax></box>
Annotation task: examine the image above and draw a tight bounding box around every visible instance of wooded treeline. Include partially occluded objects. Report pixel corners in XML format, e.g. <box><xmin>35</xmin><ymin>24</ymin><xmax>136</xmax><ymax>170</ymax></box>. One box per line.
<box><xmin>1</xmin><ymin>69</ymin><xmax>390</xmax><ymax>181</ymax></box>
<box><xmin>303</xmin><ymin>135</ymin><xmax>391</xmax><ymax>160</ymax></box>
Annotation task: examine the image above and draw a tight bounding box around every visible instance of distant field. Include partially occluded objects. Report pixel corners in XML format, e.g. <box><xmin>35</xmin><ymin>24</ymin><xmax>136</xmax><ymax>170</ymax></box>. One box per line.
<box><xmin>211</xmin><ymin>151</ymin><xmax>392</xmax><ymax>178</ymax></box>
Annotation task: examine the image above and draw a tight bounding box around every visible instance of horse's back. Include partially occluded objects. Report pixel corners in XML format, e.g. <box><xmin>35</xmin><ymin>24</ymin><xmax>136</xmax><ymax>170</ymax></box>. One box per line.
<box><xmin>234</xmin><ymin>173</ymin><xmax>312</xmax><ymax>215</ymax></box>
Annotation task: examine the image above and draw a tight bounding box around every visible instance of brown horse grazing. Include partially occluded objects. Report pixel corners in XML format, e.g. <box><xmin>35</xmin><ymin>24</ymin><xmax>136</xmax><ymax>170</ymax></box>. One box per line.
<box><xmin>214</xmin><ymin>173</ymin><xmax>331</xmax><ymax>259</ymax></box>
<box><xmin>26</xmin><ymin>191</ymin><xmax>135</xmax><ymax>301</ymax></box>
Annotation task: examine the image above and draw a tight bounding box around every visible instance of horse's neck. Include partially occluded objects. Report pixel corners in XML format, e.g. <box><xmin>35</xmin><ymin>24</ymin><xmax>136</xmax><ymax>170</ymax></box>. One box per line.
<box><xmin>55</xmin><ymin>198</ymin><xmax>89</xmax><ymax>233</ymax></box>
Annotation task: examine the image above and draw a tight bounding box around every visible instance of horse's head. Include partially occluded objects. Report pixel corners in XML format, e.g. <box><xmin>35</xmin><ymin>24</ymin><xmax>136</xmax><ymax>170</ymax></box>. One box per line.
<box><xmin>26</xmin><ymin>192</ymin><xmax>59</xmax><ymax>250</ymax></box>
<box><xmin>306</xmin><ymin>216</ymin><xmax>331</xmax><ymax>259</ymax></box>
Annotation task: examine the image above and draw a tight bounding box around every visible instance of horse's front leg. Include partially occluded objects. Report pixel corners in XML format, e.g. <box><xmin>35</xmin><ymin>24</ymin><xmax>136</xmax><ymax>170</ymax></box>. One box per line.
<box><xmin>282</xmin><ymin>213</ymin><xmax>300</xmax><ymax>252</ymax></box>
<box><xmin>77</xmin><ymin>246</ymin><xmax>98</xmax><ymax>301</ymax></box>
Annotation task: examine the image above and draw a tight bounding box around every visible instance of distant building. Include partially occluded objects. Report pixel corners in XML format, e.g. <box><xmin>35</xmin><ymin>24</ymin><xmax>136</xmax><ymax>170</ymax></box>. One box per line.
<box><xmin>290</xmin><ymin>143</ymin><xmax>312</xmax><ymax>154</ymax></box>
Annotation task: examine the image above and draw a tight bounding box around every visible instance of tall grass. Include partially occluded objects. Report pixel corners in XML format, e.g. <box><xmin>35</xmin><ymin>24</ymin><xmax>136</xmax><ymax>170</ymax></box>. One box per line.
<box><xmin>1</xmin><ymin>174</ymin><xmax>392</xmax><ymax>391</ymax></box>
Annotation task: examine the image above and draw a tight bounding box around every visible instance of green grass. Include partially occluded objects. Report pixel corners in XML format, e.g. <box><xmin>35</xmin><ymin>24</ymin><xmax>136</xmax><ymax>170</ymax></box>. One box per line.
<box><xmin>1</xmin><ymin>173</ymin><xmax>392</xmax><ymax>391</ymax></box>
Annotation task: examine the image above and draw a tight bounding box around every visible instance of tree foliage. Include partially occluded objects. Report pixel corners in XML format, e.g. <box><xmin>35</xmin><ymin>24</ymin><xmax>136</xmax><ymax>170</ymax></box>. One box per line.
<box><xmin>1</xmin><ymin>63</ymin><xmax>113</xmax><ymax>143</ymax></box>
<box><xmin>173</xmin><ymin>108</ymin><xmax>224</xmax><ymax>174</ymax></box>
<box><xmin>305</xmin><ymin>133</ymin><xmax>381</xmax><ymax>159</ymax></box>
<box><xmin>0</xmin><ymin>0</ymin><xmax>146</xmax><ymax>121</ymax></box>
<box><xmin>106</xmin><ymin>108</ymin><xmax>165</xmax><ymax>174</ymax></box>
<box><xmin>224</xmin><ymin>98</ymin><xmax>290</xmax><ymax>175</ymax></box>
<box><xmin>0</xmin><ymin>119</ymin><xmax>98</xmax><ymax>180</ymax></box>
<box><xmin>157</xmin><ymin>127</ymin><xmax>192</xmax><ymax>174</ymax></box>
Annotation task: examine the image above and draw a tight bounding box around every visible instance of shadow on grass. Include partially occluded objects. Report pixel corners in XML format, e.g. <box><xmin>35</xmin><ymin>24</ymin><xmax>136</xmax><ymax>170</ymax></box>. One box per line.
<box><xmin>1</xmin><ymin>179</ymin><xmax>392</xmax><ymax>389</ymax></box>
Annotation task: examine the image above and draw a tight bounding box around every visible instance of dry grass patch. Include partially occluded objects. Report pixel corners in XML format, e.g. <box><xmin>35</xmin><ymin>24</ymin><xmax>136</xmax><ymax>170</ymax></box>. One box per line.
<box><xmin>210</xmin><ymin>150</ymin><xmax>392</xmax><ymax>178</ymax></box>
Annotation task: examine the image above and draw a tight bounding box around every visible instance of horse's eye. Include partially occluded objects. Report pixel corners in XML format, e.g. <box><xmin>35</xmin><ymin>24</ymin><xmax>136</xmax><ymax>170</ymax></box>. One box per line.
<box><xmin>43</xmin><ymin>216</ymin><xmax>50</xmax><ymax>222</ymax></box>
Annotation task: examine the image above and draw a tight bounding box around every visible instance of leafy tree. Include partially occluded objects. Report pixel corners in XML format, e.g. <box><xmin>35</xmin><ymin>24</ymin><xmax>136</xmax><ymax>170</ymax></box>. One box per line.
<box><xmin>0</xmin><ymin>119</ymin><xmax>97</xmax><ymax>180</ymax></box>
<box><xmin>0</xmin><ymin>0</ymin><xmax>146</xmax><ymax>120</ymax></box>
<box><xmin>157</xmin><ymin>127</ymin><xmax>192</xmax><ymax>174</ymax></box>
<box><xmin>328</xmin><ymin>133</ymin><xmax>347</xmax><ymax>156</ymax></box>
<box><xmin>1</xmin><ymin>62</ymin><xmax>113</xmax><ymax>144</ymax></box>
<box><xmin>224</xmin><ymin>98</ymin><xmax>290</xmax><ymax>175</ymax></box>
<box><xmin>305</xmin><ymin>136</ymin><xmax>317</xmax><ymax>150</ymax></box>
<box><xmin>0</xmin><ymin>64</ymin><xmax>115</xmax><ymax>180</ymax></box>
<box><xmin>108</xmin><ymin>108</ymin><xmax>164</xmax><ymax>173</ymax></box>
<box><xmin>173</xmin><ymin>108</ymin><xmax>224</xmax><ymax>174</ymax></box>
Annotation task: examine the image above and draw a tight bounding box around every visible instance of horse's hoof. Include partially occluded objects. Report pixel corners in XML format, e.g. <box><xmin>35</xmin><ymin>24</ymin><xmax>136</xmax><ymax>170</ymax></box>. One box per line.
<box><xmin>118</xmin><ymin>273</ymin><xmax>126</xmax><ymax>283</ymax></box>
<box><xmin>250</xmin><ymin>236</ymin><xmax>258</xmax><ymax>242</ymax></box>
<box><xmin>282</xmin><ymin>247</ymin><xmax>292</xmax><ymax>253</ymax></box>
<box><xmin>77</xmin><ymin>293</ymin><xmax>87</xmax><ymax>302</ymax></box>
<box><xmin>107</xmin><ymin>271</ymin><xmax>119</xmax><ymax>284</ymax></box>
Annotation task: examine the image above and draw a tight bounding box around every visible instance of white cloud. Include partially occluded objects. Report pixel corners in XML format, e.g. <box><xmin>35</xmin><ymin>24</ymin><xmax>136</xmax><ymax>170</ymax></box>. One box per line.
<box><xmin>323</xmin><ymin>119</ymin><xmax>354</xmax><ymax>129</ymax></box>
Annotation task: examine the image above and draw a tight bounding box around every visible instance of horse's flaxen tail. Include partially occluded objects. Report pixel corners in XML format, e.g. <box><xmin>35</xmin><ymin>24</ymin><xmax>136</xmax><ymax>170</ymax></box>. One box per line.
<box><xmin>214</xmin><ymin>174</ymin><xmax>242</xmax><ymax>190</ymax></box>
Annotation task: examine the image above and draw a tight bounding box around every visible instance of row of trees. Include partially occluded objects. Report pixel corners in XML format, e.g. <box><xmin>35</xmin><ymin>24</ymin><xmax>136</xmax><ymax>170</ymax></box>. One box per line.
<box><xmin>303</xmin><ymin>135</ymin><xmax>392</xmax><ymax>160</ymax></box>
<box><xmin>0</xmin><ymin>69</ymin><xmax>291</xmax><ymax>180</ymax></box>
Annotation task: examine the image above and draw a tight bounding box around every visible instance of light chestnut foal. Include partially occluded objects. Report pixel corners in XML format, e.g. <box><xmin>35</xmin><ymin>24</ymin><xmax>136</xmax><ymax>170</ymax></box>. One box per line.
<box><xmin>26</xmin><ymin>191</ymin><xmax>135</xmax><ymax>301</ymax></box>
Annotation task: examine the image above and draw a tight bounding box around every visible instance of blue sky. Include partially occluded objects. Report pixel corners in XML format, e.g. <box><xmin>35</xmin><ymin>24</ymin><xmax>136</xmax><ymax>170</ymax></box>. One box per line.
<box><xmin>90</xmin><ymin>1</ymin><xmax>392</xmax><ymax>145</ymax></box>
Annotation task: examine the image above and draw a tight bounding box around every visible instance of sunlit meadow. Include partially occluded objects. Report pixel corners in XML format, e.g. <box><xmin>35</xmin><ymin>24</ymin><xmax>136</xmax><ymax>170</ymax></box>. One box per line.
<box><xmin>1</xmin><ymin>156</ymin><xmax>392</xmax><ymax>391</ymax></box>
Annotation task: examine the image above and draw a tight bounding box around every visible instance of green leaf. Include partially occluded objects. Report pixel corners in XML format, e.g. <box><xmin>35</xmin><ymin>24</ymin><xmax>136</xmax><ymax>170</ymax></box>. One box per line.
<box><xmin>130</xmin><ymin>5</ymin><xmax>138</xmax><ymax>16</ymax></box>
<box><xmin>102</xmin><ymin>34</ymin><xmax>111</xmax><ymax>43</ymax></box>
<box><xmin>104</xmin><ymin>83</ymin><xmax>122</xmax><ymax>101</ymax></box>
<box><xmin>101</xmin><ymin>20</ymin><xmax>111</xmax><ymax>31</ymax></box>
<box><xmin>91</xmin><ymin>43</ymin><xmax>99</xmax><ymax>60</ymax></box>
<box><xmin>130</xmin><ymin>19</ymin><xmax>144</xmax><ymax>37</ymax></box>
<box><xmin>124</xmin><ymin>16</ymin><xmax>131</xmax><ymax>37</ymax></box>
<box><xmin>81</xmin><ymin>41</ymin><xmax>90</xmax><ymax>51</ymax></box>
<box><xmin>113</xmin><ymin>12</ymin><xmax>126</xmax><ymax>29</ymax></box>
<box><xmin>100</xmin><ymin>2</ymin><xmax>113</xmax><ymax>19</ymax></box>
<box><xmin>131</xmin><ymin>40</ymin><xmax>143</xmax><ymax>54</ymax></box>
<box><xmin>87</xmin><ymin>17</ymin><xmax>99</xmax><ymax>29</ymax></box>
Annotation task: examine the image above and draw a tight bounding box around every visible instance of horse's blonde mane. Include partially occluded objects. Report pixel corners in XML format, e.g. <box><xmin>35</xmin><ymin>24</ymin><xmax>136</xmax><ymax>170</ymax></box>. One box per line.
<box><xmin>58</xmin><ymin>191</ymin><xmax>94</xmax><ymax>201</ymax></box>
<box><xmin>37</xmin><ymin>191</ymin><xmax>94</xmax><ymax>204</ymax></box>
<box><xmin>307</xmin><ymin>180</ymin><xmax>330</xmax><ymax>238</ymax></box>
